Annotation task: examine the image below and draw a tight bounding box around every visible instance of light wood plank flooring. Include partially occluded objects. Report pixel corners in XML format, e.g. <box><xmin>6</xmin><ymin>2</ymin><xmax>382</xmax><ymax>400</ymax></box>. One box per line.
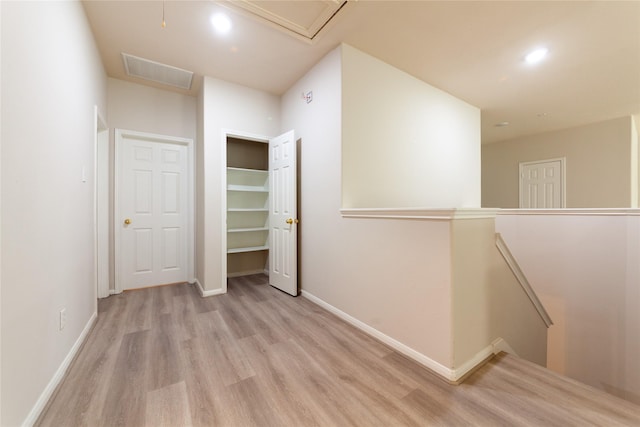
<box><xmin>37</xmin><ymin>274</ymin><xmax>640</xmax><ymax>426</ymax></box>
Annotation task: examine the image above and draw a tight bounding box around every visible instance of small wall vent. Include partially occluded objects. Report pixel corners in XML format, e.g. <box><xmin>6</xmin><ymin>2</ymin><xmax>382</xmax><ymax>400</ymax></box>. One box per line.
<box><xmin>122</xmin><ymin>53</ymin><xmax>193</xmax><ymax>90</ymax></box>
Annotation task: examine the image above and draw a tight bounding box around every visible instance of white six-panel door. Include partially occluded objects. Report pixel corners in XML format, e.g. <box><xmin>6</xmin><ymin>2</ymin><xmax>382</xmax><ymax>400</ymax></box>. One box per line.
<box><xmin>269</xmin><ymin>130</ymin><xmax>298</xmax><ymax>296</ymax></box>
<box><xmin>519</xmin><ymin>158</ymin><xmax>565</xmax><ymax>208</ymax></box>
<box><xmin>116</xmin><ymin>130</ymin><xmax>190</xmax><ymax>291</ymax></box>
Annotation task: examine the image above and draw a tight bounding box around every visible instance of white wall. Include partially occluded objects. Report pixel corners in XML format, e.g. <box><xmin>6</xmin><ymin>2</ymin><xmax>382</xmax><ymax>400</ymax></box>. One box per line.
<box><xmin>198</xmin><ymin>77</ymin><xmax>280</xmax><ymax>292</ymax></box>
<box><xmin>496</xmin><ymin>211</ymin><xmax>640</xmax><ymax>404</ymax></box>
<box><xmin>341</xmin><ymin>44</ymin><xmax>481</xmax><ymax>209</ymax></box>
<box><xmin>483</xmin><ymin>117</ymin><xmax>635</xmax><ymax>208</ymax></box>
<box><xmin>282</xmin><ymin>46</ymin><xmax>456</xmax><ymax>368</ymax></box>
<box><xmin>451</xmin><ymin>218</ymin><xmax>547</xmax><ymax>368</ymax></box>
<box><xmin>632</xmin><ymin>117</ymin><xmax>638</xmax><ymax>208</ymax></box>
<box><xmin>0</xmin><ymin>1</ymin><xmax>3</xmax><ymax>422</ymax></box>
<box><xmin>108</xmin><ymin>78</ymin><xmax>196</xmax><ymax>140</ymax></box>
<box><xmin>635</xmin><ymin>115</ymin><xmax>640</xmax><ymax>203</ymax></box>
<box><xmin>107</xmin><ymin>78</ymin><xmax>197</xmax><ymax>291</ymax></box>
<box><xmin>282</xmin><ymin>44</ymin><xmax>548</xmax><ymax>380</ymax></box>
<box><xmin>1</xmin><ymin>2</ymin><xmax>107</xmax><ymax>425</ymax></box>
<box><xmin>196</xmin><ymin>86</ymin><xmax>205</xmax><ymax>291</ymax></box>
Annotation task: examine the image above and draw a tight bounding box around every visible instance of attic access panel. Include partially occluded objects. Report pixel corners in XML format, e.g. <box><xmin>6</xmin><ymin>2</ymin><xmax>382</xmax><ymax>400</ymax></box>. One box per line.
<box><xmin>226</xmin><ymin>0</ymin><xmax>348</xmax><ymax>42</ymax></box>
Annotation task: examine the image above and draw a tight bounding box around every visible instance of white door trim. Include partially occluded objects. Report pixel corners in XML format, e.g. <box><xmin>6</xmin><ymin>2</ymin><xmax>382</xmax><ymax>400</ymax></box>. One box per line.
<box><xmin>220</xmin><ymin>129</ymin><xmax>270</xmax><ymax>294</ymax></box>
<box><xmin>519</xmin><ymin>157</ymin><xmax>566</xmax><ymax>208</ymax></box>
<box><xmin>94</xmin><ymin>106</ymin><xmax>108</xmax><ymax>300</ymax></box>
<box><xmin>114</xmin><ymin>128</ymin><xmax>195</xmax><ymax>294</ymax></box>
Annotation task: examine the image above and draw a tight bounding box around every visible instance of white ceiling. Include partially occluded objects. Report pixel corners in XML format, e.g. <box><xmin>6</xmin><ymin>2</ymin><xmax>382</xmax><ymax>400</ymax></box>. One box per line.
<box><xmin>82</xmin><ymin>0</ymin><xmax>640</xmax><ymax>143</ymax></box>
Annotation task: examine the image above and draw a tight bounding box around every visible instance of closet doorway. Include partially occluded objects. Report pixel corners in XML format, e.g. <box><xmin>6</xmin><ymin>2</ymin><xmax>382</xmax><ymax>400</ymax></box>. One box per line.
<box><xmin>226</xmin><ymin>135</ymin><xmax>269</xmax><ymax>278</ymax></box>
<box><xmin>222</xmin><ymin>130</ymin><xmax>298</xmax><ymax>296</ymax></box>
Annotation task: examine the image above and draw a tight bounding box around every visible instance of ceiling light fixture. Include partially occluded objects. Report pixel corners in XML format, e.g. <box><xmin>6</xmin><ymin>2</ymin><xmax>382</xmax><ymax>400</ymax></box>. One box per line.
<box><xmin>211</xmin><ymin>13</ymin><xmax>232</xmax><ymax>34</ymax></box>
<box><xmin>525</xmin><ymin>47</ymin><xmax>548</xmax><ymax>64</ymax></box>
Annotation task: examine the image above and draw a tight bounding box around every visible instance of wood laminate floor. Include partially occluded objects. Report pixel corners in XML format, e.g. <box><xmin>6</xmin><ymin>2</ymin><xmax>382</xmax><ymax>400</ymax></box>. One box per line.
<box><xmin>37</xmin><ymin>274</ymin><xmax>640</xmax><ymax>426</ymax></box>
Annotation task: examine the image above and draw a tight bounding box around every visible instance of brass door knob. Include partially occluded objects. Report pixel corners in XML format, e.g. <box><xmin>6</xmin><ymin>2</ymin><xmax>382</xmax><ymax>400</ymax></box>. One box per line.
<box><xmin>286</xmin><ymin>218</ymin><xmax>299</xmax><ymax>225</ymax></box>
<box><xmin>124</xmin><ymin>218</ymin><xmax>131</xmax><ymax>225</ymax></box>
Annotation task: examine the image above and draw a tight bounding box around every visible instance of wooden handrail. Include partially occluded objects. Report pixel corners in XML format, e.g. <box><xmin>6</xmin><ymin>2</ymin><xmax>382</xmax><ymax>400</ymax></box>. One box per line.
<box><xmin>495</xmin><ymin>233</ymin><xmax>553</xmax><ymax>327</ymax></box>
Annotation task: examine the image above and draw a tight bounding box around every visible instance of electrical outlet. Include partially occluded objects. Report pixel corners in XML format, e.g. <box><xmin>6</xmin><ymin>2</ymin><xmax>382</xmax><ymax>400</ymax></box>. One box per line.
<box><xmin>59</xmin><ymin>308</ymin><xmax>67</xmax><ymax>331</ymax></box>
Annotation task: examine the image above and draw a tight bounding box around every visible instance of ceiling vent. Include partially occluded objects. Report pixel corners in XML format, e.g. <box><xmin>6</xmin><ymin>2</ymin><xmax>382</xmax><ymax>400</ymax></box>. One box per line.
<box><xmin>122</xmin><ymin>53</ymin><xmax>193</xmax><ymax>90</ymax></box>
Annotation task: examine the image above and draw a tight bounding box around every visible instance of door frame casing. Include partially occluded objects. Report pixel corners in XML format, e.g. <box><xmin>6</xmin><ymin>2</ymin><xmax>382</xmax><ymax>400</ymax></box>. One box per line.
<box><xmin>220</xmin><ymin>129</ymin><xmax>271</xmax><ymax>294</ymax></box>
<box><xmin>114</xmin><ymin>128</ymin><xmax>195</xmax><ymax>293</ymax></box>
<box><xmin>519</xmin><ymin>157</ymin><xmax>566</xmax><ymax>208</ymax></box>
<box><xmin>94</xmin><ymin>106</ymin><xmax>109</xmax><ymax>300</ymax></box>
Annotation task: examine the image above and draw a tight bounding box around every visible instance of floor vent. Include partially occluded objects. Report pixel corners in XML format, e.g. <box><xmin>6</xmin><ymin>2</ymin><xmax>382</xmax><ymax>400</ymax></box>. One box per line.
<box><xmin>122</xmin><ymin>53</ymin><xmax>193</xmax><ymax>90</ymax></box>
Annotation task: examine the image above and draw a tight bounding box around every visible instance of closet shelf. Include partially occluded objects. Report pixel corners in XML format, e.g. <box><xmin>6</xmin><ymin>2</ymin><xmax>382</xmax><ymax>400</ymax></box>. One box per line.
<box><xmin>228</xmin><ymin>184</ymin><xmax>268</xmax><ymax>192</ymax></box>
<box><xmin>226</xmin><ymin>138</ymin><xmax>269</xmax><ymax>278</ymax></box>
<box><xmin>227</xmin><ymin>208</ymin><xmax>268</xmax><ymax>213</ymax></box>
<box><xmin>228</xmin><ymin>227</ymin><xmax>268</xmax><ymax>233</ymax></box>
<box><xmin>227</xmin><ymin>245</ymin><xmax>268</xmax><ymax>254</ymax></box>
<box><xmin>227</xmin><ymin>166</ymin><xmax>268</xmax><ymax>174</ymax></box>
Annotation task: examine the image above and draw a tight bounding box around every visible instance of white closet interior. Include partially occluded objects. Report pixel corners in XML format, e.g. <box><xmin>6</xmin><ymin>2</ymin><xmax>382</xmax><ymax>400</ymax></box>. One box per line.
<box><xmin>226</xmin><ymin>137</ymin><xmax>269</xmax><ymax>277</ymax></box>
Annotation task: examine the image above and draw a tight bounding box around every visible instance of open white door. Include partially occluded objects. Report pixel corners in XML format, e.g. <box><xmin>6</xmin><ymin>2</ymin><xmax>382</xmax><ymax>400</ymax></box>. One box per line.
<box><xmin>269</xmin><ymin>130</ymin><xmax>298</xmax><ymax>296</ymax></box>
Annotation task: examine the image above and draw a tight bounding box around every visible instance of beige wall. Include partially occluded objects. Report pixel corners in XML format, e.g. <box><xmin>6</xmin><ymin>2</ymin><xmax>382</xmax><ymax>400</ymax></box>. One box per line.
<box><xmin>451</xmin><ymin>219</ymin><xmax>547</xmax><ymax>368</ymax></box>
<box><xmin>1</xmin><ymin>2</ymin><xmax>4</xmax><ymax>423</ymax></box>
<box><xmin>198</xmin><ymin>77</ymin><xmax>280</xmax><ymax>292</ymax></box>
<box><xmin>632</xmin><ymin>116</ymin><xmax>638</xmax><ymax>207</ymax></box>
<box><xmin>282</xmin><ymin>47</ymin><xmax>454</xmax><ymax>366</ymax></box>
<box><xmin>196</xmin><ymin>84</ymin><xmax>205</xmax><ymax>291</ymax></box>
<box><xmin>1</xmin><ymin>2</ymin><xmax>107</xmax><ymax>424</ymax></box>
<box><xmin>107</xmin><ymin>78</ymin><xmax>196</xmax><ymax>141</ymax></box>
<box><xmin>107</xmin><ymin>78</ymin><xmax>197</xmax><ymax>291</ymax></box>
<box><xmin>482</xmin><ymin>116</ymin><xmax>635</xmax><ymax>208</ymax></box>
<box><xmin>341</xmin><ymin>44</ymin><xmax>481</xmax><ymax>209</ymax></box>
<box><xmin>497</xmin><ymin>212</ymin><xmax>640</xmax><ymax>404</ymax></box>
<box><xmin>282</xmin><ymin>44</ymin><xmax>548</xmax><ymax>378</ymax></box>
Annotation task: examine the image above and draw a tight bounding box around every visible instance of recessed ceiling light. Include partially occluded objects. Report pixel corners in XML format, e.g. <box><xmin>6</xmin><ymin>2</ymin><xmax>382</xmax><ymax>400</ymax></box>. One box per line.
<box><xmin>211</xmin><ymin>13</ymin><xmax>232</xmax><ymax>34</ymax></box>
<box><xmin>525</xmin><ymin>47</ymin><xmax>548</xmax><ymax>64</ymax></box>
<box><xmin>495</xmin><ymin>121</ymin><xmax>510</xmax><ymax>127</ymax></box>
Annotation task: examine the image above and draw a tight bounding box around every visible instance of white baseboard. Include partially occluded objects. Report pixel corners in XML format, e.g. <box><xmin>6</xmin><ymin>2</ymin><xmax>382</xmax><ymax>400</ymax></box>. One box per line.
<box><xmin>492</xmin><ymin>337</ymin><xmax>518</xmax><ymax>357</ymax></box>
<box><xmin>23</xmin><ymin>311</ymin><xmax>98</xmax><ymax>427</ymax></box>
<box><xmin>300</xmin><ymin>290</ymin><xmax>509</xmax><ymax>383</ymax></box>
<box><xmin>451</xmin><ymin>344</ymin><xmax>495</xmax><ymax>381</ymax></box>
<box><xmin>301</xmin><ymin>290</ymin><xmax>456</xmax><ymax>381</ymax></box>
<box><xmin>193</xmin><ymin>278</ymin><xmax>225</xmax><ymax>297</ymax></box>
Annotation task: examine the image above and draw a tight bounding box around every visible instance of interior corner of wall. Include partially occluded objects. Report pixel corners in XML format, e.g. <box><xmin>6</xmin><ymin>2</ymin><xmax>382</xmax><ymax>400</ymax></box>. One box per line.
<box><xmin>631</xmin><ymin>116</ymin><xmax>639</xmax><ymax>208</ymax></box>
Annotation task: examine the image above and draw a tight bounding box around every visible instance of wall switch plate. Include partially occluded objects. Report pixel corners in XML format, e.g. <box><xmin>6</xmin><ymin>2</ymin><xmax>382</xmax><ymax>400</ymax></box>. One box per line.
<box><xmin>59</xmin><ymin>308</ymin><xmax>67</xmax><ymax>331</ymax></box>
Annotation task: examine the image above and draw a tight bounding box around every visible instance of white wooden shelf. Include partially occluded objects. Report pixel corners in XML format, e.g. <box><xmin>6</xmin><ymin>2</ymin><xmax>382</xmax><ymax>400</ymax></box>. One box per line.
<box><xmin>227</xmin><ymin>166</ymin><xmax>269</xmax><ymax>254</ymax></box>
<box><xmin>227</xmin><ymin>245</ymin><xmax>268</xmax><ymax>254</ymax></box>
<box><xmin>228</xmin><ymin>227</ymin><xmax>268</xmax><ymax>233</ymax></box>
<box><xmin>227</xmin><ymin>167</ymin><xmax>268</xmax><ymax>189</ymax></box>
<box><xmin>227</xmin><ymin>166</ymin><xmax>268</xmax><ymax>174</ymax></box>
<box><xmin>228</xmin><ymin>185</ymin><xmax>268</xmax><ymax>193</ymax></box>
